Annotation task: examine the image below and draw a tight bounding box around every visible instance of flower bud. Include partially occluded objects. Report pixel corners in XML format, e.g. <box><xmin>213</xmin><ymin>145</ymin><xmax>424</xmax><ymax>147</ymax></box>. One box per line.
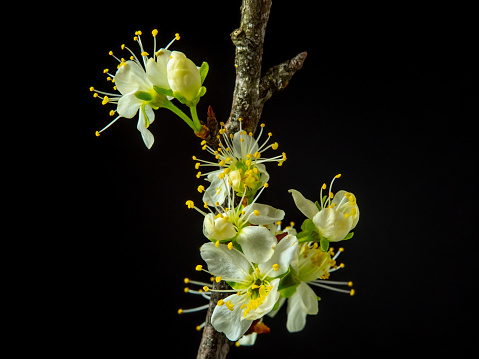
<box><xmin>167</xmin><ymin>51</ymin><xmax>201</xmax><ymax>102</ymax></box>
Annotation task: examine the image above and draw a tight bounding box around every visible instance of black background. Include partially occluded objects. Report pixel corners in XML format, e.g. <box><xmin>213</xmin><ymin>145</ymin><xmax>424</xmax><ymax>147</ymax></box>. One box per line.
<box><xmin>69</xmin><ymin>1</ymin><xmax>477</xmax><ymax>357</ymax></box>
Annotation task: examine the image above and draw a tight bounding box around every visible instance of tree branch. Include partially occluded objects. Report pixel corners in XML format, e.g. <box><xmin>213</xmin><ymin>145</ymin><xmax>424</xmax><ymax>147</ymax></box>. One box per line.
<box><xmin>197</xmin><ymin>1</ymin><xmax>306</xmax><ymax>358</ymax></box>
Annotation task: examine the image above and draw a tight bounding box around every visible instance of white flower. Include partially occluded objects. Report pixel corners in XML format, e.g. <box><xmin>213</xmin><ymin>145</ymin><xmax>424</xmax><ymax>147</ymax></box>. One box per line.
<box><xmin>91</xmin><ymin>30</ymin><xmax>180</xmax><ymax>148</ymax></box>
<box><xmin>167</xmin><ymin>51</ymin><xmax>202</xmax><ymax>102</ymax></box>
<box><xmin>187</xmin><ymin>183</ymin><xmax>285</xmax><ymax>264</ymax></box>
<box><xmin>199</xmin><ymin>233</ymin><xmax>298</xmax><ymax>341</ymax></box>
<box><xmin>289</xmin><ymin>174</ymin><xmax>359</xmax><ymax>242</ymax></box>
<box><xmin>193</xmin><ymin>120</ymin><xmax>287</xmax><ymax>205</ymax></box>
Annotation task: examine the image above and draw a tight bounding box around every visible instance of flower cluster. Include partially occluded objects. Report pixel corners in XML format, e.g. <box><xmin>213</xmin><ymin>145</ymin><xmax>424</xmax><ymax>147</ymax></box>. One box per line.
<box><xmin>90</xmin><ymin>30</ymin><xmax>209</xmax><ymax>149</ymax></box>
<box><xmin>182</xmin><ymin>121</ymin><xmax>360</xmax><ymax>343</ymax></box>
<box><xmin>91</xmin><ymin>28</ymin><xmax>361</xmax><ymax>349</ymax></box>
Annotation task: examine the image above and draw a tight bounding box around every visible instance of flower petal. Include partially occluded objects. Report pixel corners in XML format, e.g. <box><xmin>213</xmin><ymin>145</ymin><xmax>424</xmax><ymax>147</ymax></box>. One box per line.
<box><xmin>117</xmin><ymin>92</ymin><xmax>142</xmax><ymax>119</ymax></box>
<box><xmin>244</xmin><ymin>203</ymin><xmax>285</xmax><ymax>226</ymax></box>
<box><xmin>288</xmin><ymin>189</ymin><xmax>319</xmax><ymax>220</ymax></box>
<box><xmin>115</xmin><ymin>61</ymin><xmax>152</xmax><ymax>95</ymax></box>
<box><xmin>146</xmin><ymin>56</ymin><xmax>171</xmax><ymax>90</ymax></box>
<box><xmin>312</xmin><ymin>208</ymin><xmax>352</xmax><ymax>242</ymax></box>
<box><xmin>232</xmin><ymin>131</ymin><xmax>259</xmax><ymax>159</ymax></box>
<box><xmin>203</xmin><ymin>213</ymin><xmax>237</xmax><ymax>241</ymax></box>
<box><xmin>202</xmin><ymin>175</ymin><xmax>228</xmax><ymax>206</ymax></box>
<box><xmin>200</xmin><ymin>242</ymin><xmax>251</xmax><ymax>282</ymax></box>
<box><xmin>211</xmin><ymin>293</ymin><xmax>253</xmax><ymax>341</ymax></box>
<box><xmin>286</xmin><ymin>282</ymin><xmax>318</xmax><ymax>332</ymax></box>
<box><xmin>243</xmin><ymin>278</ymin><xmax>280</xmax><ymax>320</ymax></box>
<box><xmin>258</xmin><ymin>234</ymin><xmax>298</xmax><ymax>277</ymax></box>
<box><xmin>236</xmin><ymin>226</ymin><xmax>277</xmax><ymax>264</ymax></box>
<box><xmin>137</xmin><ymin>105</ymin><xmax>155</xmax><ymax>149</ymax></box>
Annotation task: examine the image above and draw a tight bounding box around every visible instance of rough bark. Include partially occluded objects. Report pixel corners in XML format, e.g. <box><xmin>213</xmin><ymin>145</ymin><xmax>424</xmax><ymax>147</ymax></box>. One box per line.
<box><xmin>196</xmin><ymin>1</ymin><xmax>306</xmax><ymax>358</ymax></box>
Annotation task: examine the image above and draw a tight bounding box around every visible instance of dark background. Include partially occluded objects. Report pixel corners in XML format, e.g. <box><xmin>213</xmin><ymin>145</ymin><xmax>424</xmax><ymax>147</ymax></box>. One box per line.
<box><xmin>70</xmin><ymin>2</ymin><xmax>477</xmax><ymax>357</ymax></box>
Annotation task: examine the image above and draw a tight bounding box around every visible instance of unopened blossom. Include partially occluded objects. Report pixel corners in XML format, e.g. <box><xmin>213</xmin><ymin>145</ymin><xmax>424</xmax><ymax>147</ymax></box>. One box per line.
<box><xmin>199</xmin><ymin>233</ymin><xmax>298</xmax><ymax>341</ymax></box>
<box><xmin>193</xmin><ymin>120</ymin><xmax>287</xmax><ymax>205</ymax></box>
<box><xmin>186</xmin><ymin>183</ymin><xmax>284</xmax><ymax>264</ymax></box>
<box><xmin>289</xmin><ymin>174</ymin><xmax>359</xmax><ymax>243</ymax></box>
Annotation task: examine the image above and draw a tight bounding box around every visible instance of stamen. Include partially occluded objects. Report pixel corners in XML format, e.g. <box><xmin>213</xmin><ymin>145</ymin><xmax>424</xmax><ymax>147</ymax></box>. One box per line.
<box><xmin>177</xmin><ymin>304</ymin><xmax>210</xmax><ymax>314</ymax></box>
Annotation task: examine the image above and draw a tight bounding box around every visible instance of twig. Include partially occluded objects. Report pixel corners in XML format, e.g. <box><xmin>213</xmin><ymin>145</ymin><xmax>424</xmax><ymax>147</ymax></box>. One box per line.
<box><xmin>196</xmin><ymin>1</ymin><xmax>306</xmax><ymax>358</ymax></box>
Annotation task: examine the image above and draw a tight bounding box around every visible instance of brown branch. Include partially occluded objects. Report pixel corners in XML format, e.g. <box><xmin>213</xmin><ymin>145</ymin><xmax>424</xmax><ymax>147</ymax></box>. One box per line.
<box><xmin>196</xmin><ymin>1</ymin><xmax>307</xmax><ymax>358</ymax></box>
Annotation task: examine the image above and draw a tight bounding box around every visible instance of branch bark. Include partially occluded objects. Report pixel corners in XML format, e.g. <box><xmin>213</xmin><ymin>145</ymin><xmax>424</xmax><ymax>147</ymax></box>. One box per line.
<box><xmin>197</xmin><ymin>1</ymin><xmax>306</xmax><ymax>358</ymax></box>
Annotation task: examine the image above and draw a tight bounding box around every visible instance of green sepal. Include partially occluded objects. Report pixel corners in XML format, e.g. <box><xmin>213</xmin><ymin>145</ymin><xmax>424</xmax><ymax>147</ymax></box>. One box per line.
<box><xmin>278</xmin><ymin>268</ymin><xmax>301</xmax><ymax>299</ymax></box>
<box><xmin>134</xmin><ymin>91</ymin><xmax>153</xmax><ymax>102</ymax></box>
<box><xmin>153</xmin><ymin>85</ymin><xmax>174</xmax><ymax>97</ymax></box>
<box><xmin>172</xmin><ymin>91</ymin><xmax>189</xmax><ymax>105</ymax></box>
<box><xmin>342</xmin><ymin>232</ymin><xmax>354</xmax><ymax>241</ymax></box>
<box><xmin>140</xmin><ymin>104</ymin><xmax>150</xmax><ymax>128</ymax></box>
<box><xmin>320</xmin><ymin>237</ymin><xmax>329</xmax><ymax>252</ymax></box>
<box><xmin>314</xmin><ymin>200</ymin><xmax>322</xmax><ymax>211</ymax></box>
<box><xmin>200</xmin><ymin>62</ymin><xmax>209</xmax><ymax>85</ymax></box>
<box><xmin>296</xmin><ymin>219</ymin><xmax>321</xmax><ymax>243</ymax></box>
<box><xmin>272</xmin><ymin>298</ymin><xmax>282</xmax><ymax>312</ymax></box>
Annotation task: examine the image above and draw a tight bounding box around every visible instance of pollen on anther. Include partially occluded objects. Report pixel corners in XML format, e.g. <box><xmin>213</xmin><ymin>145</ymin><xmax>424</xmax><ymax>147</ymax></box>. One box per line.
<box><xmin>175</xmin><ymin>33</ymin><xmax>181</xmax><ymax>40</ymax></box>
<box><xmin>272</xmin><ymin>264</ymin><xmax>280</xmax><ymax>271</ymax></box>
<box><xmin>195</xmin><ymin>265</ymin><xmax>203</xmax><ymax>271</ymax></box>
<box><xmin>203</xmin><ymin>286</ymin><xmax>210</xmax><ymax>292</ymax></box>
<box><xmin>227</xmin><ymin>242</ymin><xmax>234</xmax><ymax>250</ymax></box>
<box><xmin>184</xmin><ymin>278</ymin><xmax>190</xmax><ymax>284</ymax></box>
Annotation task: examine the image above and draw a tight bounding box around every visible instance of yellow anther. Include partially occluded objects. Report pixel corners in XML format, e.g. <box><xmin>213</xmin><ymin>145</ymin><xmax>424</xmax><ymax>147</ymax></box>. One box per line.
<box><xmin>202</xmin><ymin>145</ymin><xmax>207</xmax><ymax>150</ymax></box>
<box><xmin>152</xmin><ymin>29</ymin><xmax>158</xmax><ymax>37</ymax></box>
<box><xmin>276</xmin><ymin>220</ymin><xmax>282</xmax><ymax>225</ymax></box>
<box><xmin>203</xmin><ymin>201</ymin><xmax>209</xmax><ymax>208</ymax></box>
<box><xmin>264</xmin><ymin>183</ymin><xmax>269</xmax><ymax>188</ymax></box>
<box><xmin>121</xmin><ymin>44</ymin><xmax>125</xmax><ymax>50</ymax></box>
<box><xmin>344</xmin><ymin>213</ymin><xmax>350</xmax><ymax>219</ymax></box>
<box><xmin>195</xmin><ymin>265</ymin><xmax>203</xmax><ymax>271</ymax></box>
<box><xmin>175</xmin><ymin>33</ymin><xmax>180</xmax><ymax>40</ymax></box>
<box><xmin>340</xmin><ymin>263</ymin><xmax>345</xmax><ymax>268</ymax></box>
<box><xmin>103</xmin><ymin>68</ymin><xmax>109</xmax><ymax>73</ymax></box>
<box><xmin>348</xmin><ymin>281</ymin><xmax>353</xmax><ymax>287</ymax></box>
<box><xmin>254</xmin><ymin>152</ymin><xmax>261</xmax><ymax>159</ymax></box>
<box><xmin>253</xmin><ymin>210</ymin><xmax>260</xmax><ymax>216</ymax></box>
<box><xmin>185</xmin><ymin>200</ymin><xmax>195</xmax><ymax>209</ymax></box>
<box><xmin>271</xmin><ymin>142</ymin><xmax>279</xmax><ymax>150</ymax></box>
<box><xmin>350</xmin><ymin>289</ymin><xmax>355</xmax><ymax>296</ymax></box>
<box><xmin>255</xmin><ymin>267</ymin><xmax>260</xmax><ymax>274</ymax></box>
<box><xmin>95</xmin><ymin>131</ymin><xmax>100</xmax><ymax>137</ymax></box>
<box><xmin>268</xmin><ymin>132</ymin><xmax>272</xmax><ymax>137</ymax></box>
<box><xmin>329</xmin><ymin>192</ymin><xmax>334</xmax><ymax>199</ymax></box>
<box><xmin>133</xmin><ymin>36</ymin><xmax>138</xmax><ymax>41</ymax></box>
<box><xmin>251</xmin><ymin>284</ymin><xmax>260</xmax><ymax>289</ymax></box>
<box><xmin>225</xmin><ymin>301</ymin><xmax>234</xmax><ymax>311</ymax></box>
<box><xmin>219</xmin><ymin>160</ymin><xmax>225</xmax><ymax>166</ymax></box>
<box><xmin>215</xmin><ymin>276</ymin><xmax>222</xmax><ymax>283</ymax></box>
<box><xmin>197</xmin><ymin>185</ymin><xmax>205</xmax><ymax>193</ymax></box>
<box><xmin>215</xmin><ymin>240</ymin><xmax>220</xmax><ymax>248</ymax></box>
<box><xmin>89</xmin><ymin>86</ymin><xmax>94</xmax><ymax>91</ymax></box>
<box><xmin>109</xmin><ymin>110</ymin><xmax>116</xmax><ymax>116</ymax></box>
<box><xmin>228</xmin><ymin>242</ymin><xmax>234</xmax><ymax>250</ymax></box>
<box><xmin>108</xmin><ymin>50</ymin><xmax>114</xmax><ymax>56</ymax></box>
<box><xmin>339</xmin><ymin>247</ymin><xmax>344</xmax><ymax>252</ymax></box>
<box><xmin>272</xmin><ymin>264</ymin><xmax>279</xmax><ymax>271</ymax></box>
<box><xmin>238</xmin><ymin>118</ymin><xmax>243</xmax><ymax>122</ymax></box>
<box><xmin>195</xmin><ymin>163</ymin><xmax>201</xmax><ymax>170</ymax></box>
<box><xmin>196</xmin><ymin>325</ymin><xmax>202</xmax><ymax>331</ymax></box>
<box><xmin>249</xmin><ymin>132</ymin><xmax>253</xmax><ymax>137</ymax></box>
<box><xmin>215</xmin><ymin>201</ymin><xmax>220</xmax><ymax>206</ymax></box>
<box><xmin>184</xmin><ymin>287</ymin><xmax>189</xmax><ymax>293</ymax></box>
<box><xmin>203</xmin><ymin>286</ymin><xmax>210</xmax><ymax>292</ymax></box>
<box><xmin>322</xmin><ymin>183</ymin><xmax>327</xmax><ymax>190</ymax></box>
<box><xmin>260</xmin><ymin>123</ymin><xmax>265</xmax><ymax>127</ymax></box>
<box><xmin>101</xmin><ymin>96</ymin><xmax>109</xmax><ymax>105</ymax></box>
<box><xmin>177</xmin><ymin>309</ymin><xmax>183</xmax><ymax>314</ymax></box>
<box><xmin>335</xmin><ymin>173</ymin><xmax>342</xmax><ymax>178</ymax></box>
<box><xmin>184</xmin><ymin>278</ymin><xmax>190</xmax><ymax>284</ymax></box>
<box><xmin>196</xmin><ymin>171</ymin><xmax>202</xmax><ymax>178</ymax></box>
<box><xmin>141</xmin><ymin>51</ymin><xmax>149</xmax><ymax>56</ymax></box>
<box><xmin>240</xmin><ymin>138</ymin><xmax>244</xmax><ymax>143</ymax></box>
<box><xmin>224</xmin><ymin>168</ymin><xmax>231</xmax><ymax>175</ymax></box>
<box><xmin>217</xmin><ymin>299</ymin><xmax>225</xmax><ymax>306</ymax></box>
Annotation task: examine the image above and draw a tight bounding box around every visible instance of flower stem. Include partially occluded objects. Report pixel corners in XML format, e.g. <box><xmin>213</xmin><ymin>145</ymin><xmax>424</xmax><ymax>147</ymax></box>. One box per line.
<box><xmin>190</xmin><ymin>105</ymin><xmax>202</xmax><ymax>132</ymax></box>
<box><xmin>164</xmin><ymin>101</ymin><xmax>199</xmax><ymax>132</ymax></box>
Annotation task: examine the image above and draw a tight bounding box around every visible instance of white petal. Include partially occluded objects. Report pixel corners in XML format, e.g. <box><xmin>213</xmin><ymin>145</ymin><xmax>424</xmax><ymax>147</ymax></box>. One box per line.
<box><xmin>117</xmin><ymin>92</ymin><xmax>142</xmax><ymax>119</ymax></box>
<box><xmin>243</xmin><ymin>278</ymin><xmax>280</xmax><ymax>320</ymax></box>
<box><xmin>238</xmin><ymin>333</ymin><xmax>257</xmax><ymax>346</ymax></box>
<box><xmin>236</xmin><ymin>226</ymin><xmax>277</xmax><ymax>264</ymax></box>
<box><xmin>288</xmin><ymin>189</ymin><xmax>319</xmax><ymax>219</ymax></box>
<box><xmin>146</xmin><ymin>57</ymin><xmax>170</xmax><ymax>89</ymax></box>
<box><xmin>203</xmin><ymin>213</ymin><xmax>237</xmax><ymax>241</ymax></box>
<box><xmin>202</xmin><ymin>175</ymin><xmax>227</xmax><ymax>206</ymax></box>
<box><xmin>232</xmin><ymin>131</ymin><xmax>258</xmax><ymax>159</ymax></box>
<box><xmin>200</xmin><ymin>242</ymin><xmax>251</xmax><ymax>282</ymax></box>
<box><xmin>258</xmin><ymin>234</ymin><xmax>298</xmax><ymax>277</ymax></box>
<box><xmin>115</xmin><ymin>61</ymin><xmax>152</xmax><ymax>95</ymax></box>
<box><xmin>286</xmin><ymin>289</ymin><xmax>308</xmax><ymax>333</ymax></box>
<box><xmin>312</xmin><ymin>208</ymin><xmax>353</xmax><ymax>242</ymax></box>
<box><xmin>267</xmin><ymin>297</ymin><xmax>286</xmax><ymax>318</ymax></box>
<box><xmin>137</xmin><ymin>106</ymin><xmax>155</xmax><ymax>149</ymax></box>
<box><xmin>211</xmin><ymin>294</ymin><xmax>252</xmax><ymax>341</ymax></box>
<box><xmin>244</xmin><ymin>203</ymin><xmax>285</xmax><ymax>226</ymax></box>
<box><xmin>296</xmin><ymin>282</ymin><xmax>319</xmax><ymax>315</ymax></box>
